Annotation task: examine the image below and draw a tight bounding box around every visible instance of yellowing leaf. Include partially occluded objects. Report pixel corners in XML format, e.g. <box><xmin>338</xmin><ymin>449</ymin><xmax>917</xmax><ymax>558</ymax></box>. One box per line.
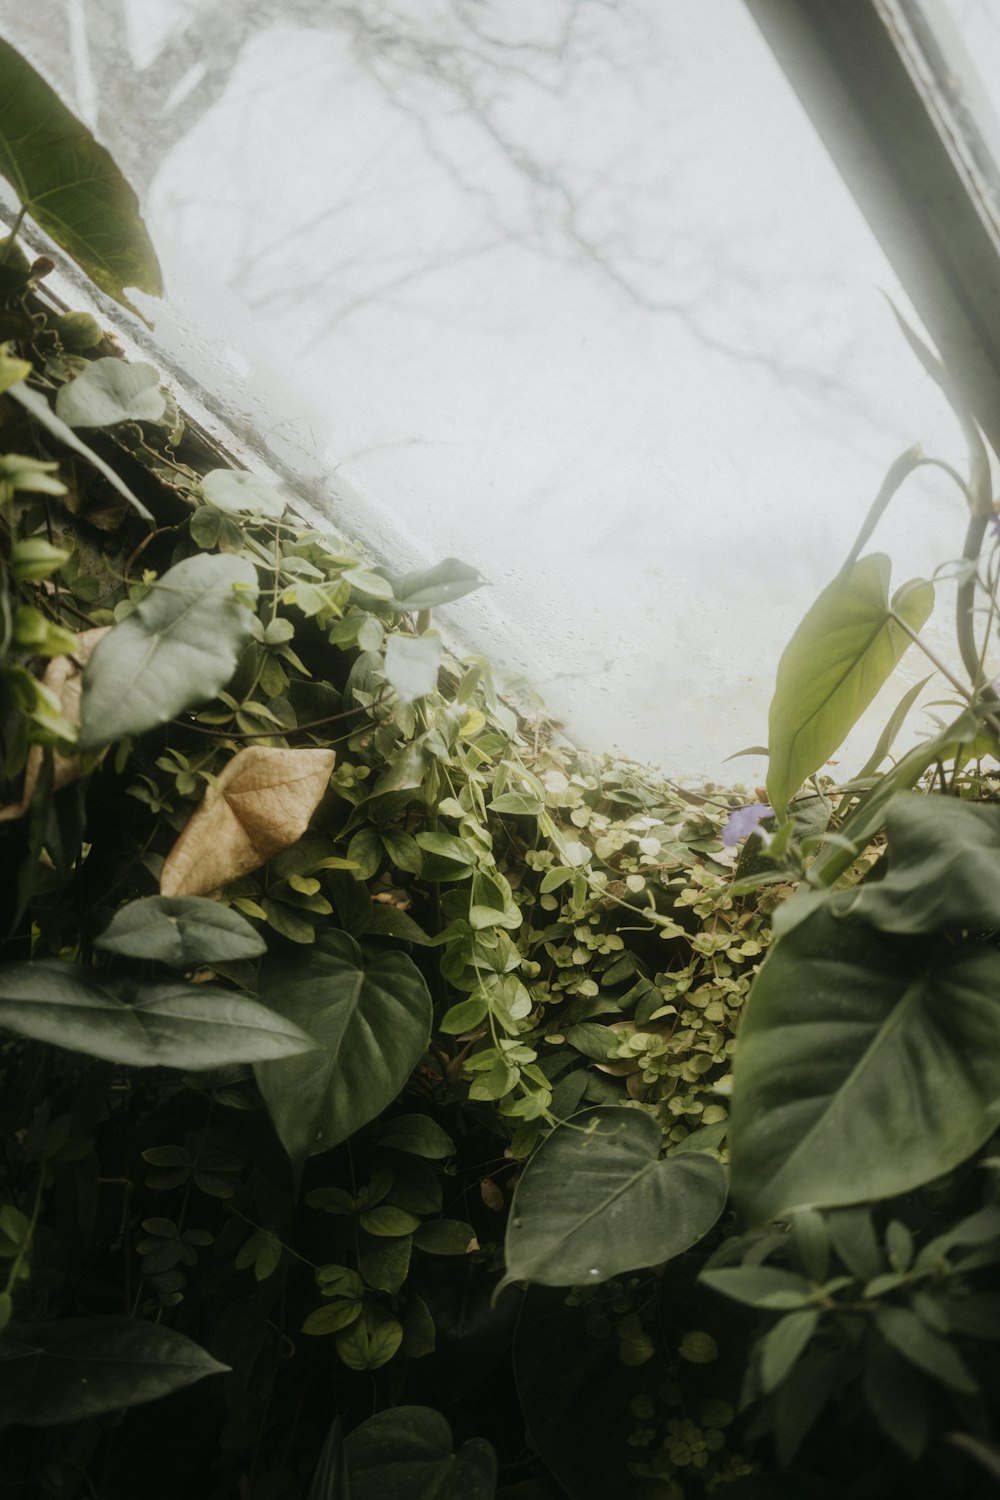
<box><xmin>160</xmin><ymin>746</ymin><xmax>335</xmax><ymax>896</ymax></box>
<box><xmin>0</xmin><ymin>627</ymin><xmax>109</xmax><ymax>822</ymax></box>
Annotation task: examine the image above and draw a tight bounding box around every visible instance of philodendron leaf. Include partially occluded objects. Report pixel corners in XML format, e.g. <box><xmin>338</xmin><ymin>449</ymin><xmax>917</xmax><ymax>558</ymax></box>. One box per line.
<box><xmin>55</xmin><ymin>358</ymin><xmax>166</xmax><ymax>428</ymax></box>
<box><xmin>842</xmin><ymin>793</ymin><xmax>1000</xmax><ymax>935</ymax></box>
<box><xmin>0</xmin><ymin>961</ymin><xmax>316</xmax><ymax>1069</ymax></box>
<box><xmin>766</xmin><ymin>554</ymin><xmax>933</xmax><ymax>817</ymax></box>
<box><xmin>94</xmin><ymin>896</ymin><xmax>267</xmax><ymax>967</ymax></box>
<box><xmin>0</xmin><ymin>1316</ymin><xmax>226</xmax><ymax>1425</ymax></box>
<box><xmin>202</xmin><ymin>468</ymin><xmax>287</xmax><ymax>518</ymax></box>
<box><xmin>0</xmin><ymin>41</ymin><xmax>162</xmax><ymax>316</ymax></box>
<box><xmin>79</xmin><ymin>553</ymin><xmax>258</xmax><ymax>749</ymax></box>
<box><xmin>501</xmin><ymin>1106</ymin><xmax>727</xmax><ymax>1288</ymax></box>
<box><xmin>6</xmin><ymin>382</ymin><xmax>153</xmax><ymax>520</ymax></box>
<box><xmin>255</xmin><ymin>929</ymin><xmax>433</xmax><ymax>1168</ymax></box>
<box><xmin>729</xmin><ymin>907</ymin><xmax>1000</xmax><ymax>1225</ymax></box>
<box><xmin>160</xmin><ymin>746</ymin><xmax>336</xmax><ymax>896</ymax></box>
<box><xmin>384</xmin><ymin>557</ymin><xmax>488</xmax><ymax>611</ymax></box>
<box><xmin>344</xmin><ymin>1405</ymin><xmax>496</xmax><ymax>1500</ymax></box>
<box><xmin>383</xmin><ymin>634</ymin><xmax>442</xmax><ymax>703</ymax></box>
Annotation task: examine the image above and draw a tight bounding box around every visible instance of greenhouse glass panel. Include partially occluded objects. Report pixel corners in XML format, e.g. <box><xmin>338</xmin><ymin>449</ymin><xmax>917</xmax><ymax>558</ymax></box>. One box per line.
<box><xmin>0</xmin><ymin>0</ymin><xmax>980</xmax><ymax>779</ymax></box>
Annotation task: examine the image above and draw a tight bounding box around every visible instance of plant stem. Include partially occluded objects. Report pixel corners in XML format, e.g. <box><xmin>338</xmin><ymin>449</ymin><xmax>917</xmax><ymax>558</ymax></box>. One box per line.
<box><xmin>0</xmin><ymin>207</ymin><xmax>26</xmax><ymax>262</ymax></box>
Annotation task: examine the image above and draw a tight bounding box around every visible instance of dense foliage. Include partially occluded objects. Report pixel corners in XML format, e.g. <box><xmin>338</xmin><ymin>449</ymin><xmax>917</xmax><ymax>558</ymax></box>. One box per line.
<box><xmin>2</xmin><ymin>39</ymin><xmax>1000</xmax><ymax>1500</ymax></box>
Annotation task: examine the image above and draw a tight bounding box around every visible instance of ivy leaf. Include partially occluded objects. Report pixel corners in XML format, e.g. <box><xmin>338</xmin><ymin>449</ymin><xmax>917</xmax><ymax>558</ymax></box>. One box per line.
<box><xmin>79</xmin><ymin>554</ymin><xmax>258</xmax><ymax>749</ymax></box>
<box><xmin>501</xmin><ymin>1106</ymin><xmax>726</xmax><ymax>1288</ymax></box>
<box><xmin>344</xmin><ymin>1405</ymin><xmax>497</xmax><ymax>1500</ymax></box>
<box><xmin>729</xmin><ymin>907</ymin><xmax>1000</xmax><ymax>1224</ymax></box>
<box><xmin>0</xmin><ymin>961</ymin><xmax>317</xmax><ymax>1069</ymax></box>
<box><xmin>201</xmin><ymin>469</ymin><xmax>286</xmax><ymax>518</ymax></box>
<box><xmin>6</xmin><ymin>383</ymin><xmax>153</xmax><ymax>520</ymax></box>
<box><xmin>383</xmin><ymin>558</ymin><xmax>488</xmax><ymax>611</ymax></box>
<box><xmin>0</xmin><ymin>1316</ymin><xmax>225</xmax><ymax>1424</ymax></box>
<box><xmin>0</xmin><ymin>40</ymin><xmax>162</xmax><ymax>316</ymax></box>
<box><xmin>255</xmin><ymin>929</ymin><xmax>433</xmax><ymax>1169</ymax></box>
<box><xmin>55</xmin><ymin>358</ymin><xmax>165</xmax><ymax>428</ymax></box>
<box><xmin>766</xmin><ymin>554</ymin><xmax>933</xmax><ymax>816</ymax></box>
<box><xmin>160</xmin><ymin>746</ymin><xmax>336</xmax><ymax>896</ymax></box>
<box><xmin>843</xmin><ymin>793</ymin><xmax>1000</xmax><ymax>934</ymax></box>
<box><xmin>94</xmin><ymin>896</ymin><xmax>267</xmax><ymax>967</ymax></box>
<box><xmin>383</xmin><ymin>635</ymin><xmax>442</xmax><ymax>703</ymax></box>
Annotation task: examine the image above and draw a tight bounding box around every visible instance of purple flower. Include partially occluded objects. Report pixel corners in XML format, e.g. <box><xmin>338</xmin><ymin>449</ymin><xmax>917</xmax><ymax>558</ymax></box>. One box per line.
<box><xmin>721</xmin><ymin>802</ymin><xmax>773</xmax><ymax>848</ymax></box>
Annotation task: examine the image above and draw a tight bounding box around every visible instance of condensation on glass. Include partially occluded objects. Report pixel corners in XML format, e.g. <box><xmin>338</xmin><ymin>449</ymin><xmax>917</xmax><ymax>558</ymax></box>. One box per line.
<box><xmin>0</xmin><ymin>0</ymin><xmax>981</xmax><ymax>778</ymax></box>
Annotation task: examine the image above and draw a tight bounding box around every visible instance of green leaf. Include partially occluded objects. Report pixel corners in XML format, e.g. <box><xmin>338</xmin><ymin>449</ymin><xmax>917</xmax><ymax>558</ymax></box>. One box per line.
<box><xmin>381</xmin><ymin>827</ymin><xmax>423</xmax><ymax>875</ymax></box>
<box><xmin>201</xmin><ymin>468</ymin><xmax>286</xmax><ymax>518</ymax></box>
<box><xmin>874</xmin><ymin>1305</ymin><xmax>978</xmax><ymax>1393</ymax></box>
<box><xmin>853</xmin><ymin>674</ymin><xmax>933</xmax><ymax>780</ymax></box>
<box><xmin>383</xmin><ymin>635</ymin><xmax>442</xmax><ymax>703</ymax></box>
<box><xmin>766</xmin><ymin>554</ymin><xmax>934</xmax><ymax>816</ymax></box>
<box><xmin>94</xmin><ymin>896</ymin><xmax>266</xmax><ymax>967</ymax></box>
<box><xmin>377</xmin><ymin>1114</ymin><xmax>456</xmax><ymax>1159</ymax></box>
<box><xmin>6</xmin><ymin>382</ymin><xmax>153</xmax><ymax>520</ymax></box>
<box><xmin>344</xmin><ymin>1405</ymin><xmax>496</xmax><ymax>1500</ymax></box>
<box><xmin>55</xmin><ymin>358</ymin><xmax>165</xmax><ymax>428</ymax></box>
<box><xmin>302</xmin><ymin>1300</ymin><xmax>362</xmax><ymax>1336</ymax></box>
<box><xmin>358</xmin><ymin>1205</ymin><xmax>421</xmax><ymax>1237</ymax></box>
<box><xmin>502</xmin><ymin>1106</ymin><xmax>726</xmax><ymax>1287</ymax></box>
<box><xmin>0</xmin><ymin>40</ymin><xmax>162</xmax><ymax>315</ymax></box>
<box><xmin>0</xmin><ymin>1316</ymin><xmax>226</xmax><ymax>1424</ymax></box>
<box><xmin>0</xmin><ymin>960</ymin><xmax>316</xmax><ymax>1069</ymax></box>
<box><xmin>413</xmin><ymin>1220</ymin><xmax>477</xmax><ymax>1255</ymax></box>
<box><xmin>255</xmin><ymin>929</ymin><xmax>432</xmax><ymax>1169</ymax></box>
<box><xmin>699</xmin><ymin>1266</ymin><xmax>813</xmax><ymax>1310</ymax></box>
<box><xmin>414</xmin><ymin>831</ymin><xmax>477</xmax><ymax>881</ymax></box>
<box><xmin>844</xmin><ymin>794</ymin><xmax>1000</xmax><ymax>935</ymax></box>
<box><xmin>79</xmin><ymin>553</ymin><xmax>258</xmax><ymax>749</ymax></box>
<box><xmin>862</xmin><ymin>1343</ymin><xmax>929</xmax><ymax>1459</ymax></box>
<box><xmin>760</xmin><ymin>1308</ymin><xmax>820</xmax><ymax>1393</ymax></box>
<box><xmin>365</xmin><ymin>904</ymin><xmax>433</xmax><ymax>944</ymax></box>
<box><xmin>336</xmin><ymin>1311</ymin><xmax>403</xmax><ymax>1371</ymax></box>
<box><xmin>383</xmin><ymin>558</ymin><xmax>488</xmax><ymax>611</ymax></box>
<box><xmin>488</xmin><ymin>791</ymin><xmax>544</xmax><ymax>816</ymax></box>
<box><xmin>729</xmin><ymin>907</ymin><xmax>1000</xmax><ymax>1224</ymax></box>
<box><xmin>358</xmin><ymin>1231</ymin><xmax>411</xmax><ymax>1293</ymax></box>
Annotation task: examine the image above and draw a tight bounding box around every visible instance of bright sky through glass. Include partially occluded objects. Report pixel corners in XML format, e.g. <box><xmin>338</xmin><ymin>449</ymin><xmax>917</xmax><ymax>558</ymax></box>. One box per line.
<box><xmin>2</xmin><ymin>0</ymin><xmax>982</xmax><ymax>780</ymax></box>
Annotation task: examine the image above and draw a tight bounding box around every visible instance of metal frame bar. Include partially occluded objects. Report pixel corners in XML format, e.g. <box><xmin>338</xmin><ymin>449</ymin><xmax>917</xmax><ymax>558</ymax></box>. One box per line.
<box><xmin>744</xmin><ymin>0</ymin><xmax>1000</xmax><ymax>464</ymax></box>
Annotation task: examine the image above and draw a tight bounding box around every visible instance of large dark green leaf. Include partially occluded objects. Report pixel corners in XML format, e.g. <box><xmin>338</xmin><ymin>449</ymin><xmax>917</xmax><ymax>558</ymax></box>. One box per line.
<box><xmin>344</xmin><ymin>1406</ymin><xmax>496</xmax><ymax>1500</ymax></box>
<box><xmin>94</xmin><ymin>896</ymin><xmax>267</xmax><ymax>967</ymax></box>
<box><xmin>730</xmin><ymin>908</ymin><xmax>1000</xmax><ymax>1224</ymax></box>
<box><xmin>766</xmin><ymin>554</ymin><xmax>933</xmax><ymax>817</ymax></box>
<box><xmin>0</xmin><ymin>40</ymin><xmax>162</xmax><ymax>315</ymax></box>
<box><xmin>844</xmin><ymin>793</ymin><xmax>1000</xmax><ymax>934</ymax></box>
<box><xmin>79</xmin><ymin>553</ymin><xmax>258</xmax><ymax>749</ymax></box>
<box><xmin>0</xmin><ymin>1316</ymin><xmax>226</xmax><ymax>1425</ymax></box>
<box><xmin>0</xmin><ymin>961</ymin><xmax>316</xmax><ymax>1068</ymax></box>
<box><xmin>501</xmin><ymin>1107</ymin><xmax>726</xmax><ymax>1288</ymax></box>
<box><xmin>255</xmin><ymin>930</ymin><xmax>432</xmax><ymax>1168</ymax></box>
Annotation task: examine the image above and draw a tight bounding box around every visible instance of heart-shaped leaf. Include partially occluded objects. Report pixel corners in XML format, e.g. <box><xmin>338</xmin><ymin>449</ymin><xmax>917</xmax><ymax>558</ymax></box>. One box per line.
<box><xmin>344</xmin><ymin>1406</ymin><xmax>496</xmax><ymax>1500</ymax></box>
<box><xmin>766</xmin><ymin>554</ymin><xmax>933</xmax><ymax>816</ymax></box>
<box><xmin>383</xmin><ymin>635</ymin><xmax>442</xmax><ymax>703</ymax></box>
<box><xmin>94</xmin><ymin>896</ymin><xmax>267</xmax><ymax>967</ymax></box>
<box><xmin>202</xmin><ymin>468</ymin><xmax>287</xmax><ymax>518</ymax></box>
<box><xmin>730</xmin><ymin>908</ymin><xmax>1000</xmax><ymax>1224</ymax></box>
<box><xmin>383</xmin><ymin>558</ymin><xmax>488</xmax><ymax>611</ymax></box>
<box><xmin>55</xmin><ymin>358</ymin><xmax>165</xmax><ymax>428</ymax></box>
<box><xmin>255</xmin><ymin>929</ymin><xmax>432</xmax><ymax>1168</ymax></box>
<box><xmin>0</xmin><ymin>1317</ymin><xmax>226</xmax><ymax>1425</ymax></box>
<box><xmin>0</xmin><ymin>40</ymin><xmax>162</xmax><ymax>316</ymax></box>
<box><xmin>843</xmin><ymin>793</ymin><xmax>1000</xmax><ymax>934</ymax></box>
<box><xmin>502</xmin><ymin>1106</ymin><xmax>727</xmax><ymax>1287</ymax></box>
<box><xmin>160</xmin><ymin>746</ymin><xmax>335</xmax><ymax>896</ymax></box>
<box><xmin>0</xmin><ymin>961</ymin><xmax>316</xmax><ymax>1069</ymax></box>
<box><xmin>7</xmin><ymin>383</ymin><xmax>153</xmax><ymax>520</ymax></box>
<box><xmin>79</xmin><ymin>553</ymin><xmax>258</xmax><ymax>749</ymax></box>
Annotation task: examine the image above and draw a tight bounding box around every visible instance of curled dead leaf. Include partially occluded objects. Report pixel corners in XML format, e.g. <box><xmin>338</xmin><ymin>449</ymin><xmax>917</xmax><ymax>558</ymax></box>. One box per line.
<box><xmin>0</xmin><ymin>626</ymin><xmax>110</xmax><ymax>822</ymax></box>
<box><xmin>160</xmin><ymin>746</ymin><xmax>335</xmax><ymax>897</ymax></box>
<box><xmin>480</xmin><ymin>1177</ymin><xmax>504</xmax><ymax>1212</ymax></box>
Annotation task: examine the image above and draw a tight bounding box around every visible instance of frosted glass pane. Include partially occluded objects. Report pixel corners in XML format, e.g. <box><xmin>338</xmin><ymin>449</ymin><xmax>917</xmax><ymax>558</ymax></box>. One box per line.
<box><xmin>0</xmin><ymin>1</ymin><xmax>979</xmax><ymax>780</ymax></box>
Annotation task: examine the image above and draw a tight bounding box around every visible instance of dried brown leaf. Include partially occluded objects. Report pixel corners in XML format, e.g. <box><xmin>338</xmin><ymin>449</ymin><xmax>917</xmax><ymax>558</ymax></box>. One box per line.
<box><xmin>0</xmin><ymin>626</ymin><xmax>109</xmax><ymax>821</ymax></box>
<box><xmin>160</xmin><ymin>746</ymin><xmax>335</xmax><ymax>897</ymax></box>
